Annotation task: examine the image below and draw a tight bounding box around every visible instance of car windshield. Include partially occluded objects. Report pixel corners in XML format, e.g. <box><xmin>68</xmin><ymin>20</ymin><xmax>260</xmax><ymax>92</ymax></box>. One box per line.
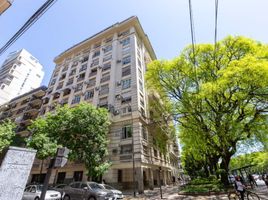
<box><xmin>89</xmin><ymin>183</ymin><xmax>103</xmax><ymax>190</ymax></box>
<box><xmin>36</xmin><ymin>185</ymin><xmax>43</xmax><ymax>191</ymax></box>
<box><xmin>103</xmin><ymin>185</ymin><xmax>114</xmax><ymax>190</ymax></box>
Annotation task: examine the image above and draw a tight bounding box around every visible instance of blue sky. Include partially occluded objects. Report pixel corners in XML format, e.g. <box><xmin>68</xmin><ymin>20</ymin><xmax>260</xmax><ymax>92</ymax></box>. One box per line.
<box><xmin>0</xmin><ymin>0</ymin><xmax>267</xmax><ymax>86</ymax></box>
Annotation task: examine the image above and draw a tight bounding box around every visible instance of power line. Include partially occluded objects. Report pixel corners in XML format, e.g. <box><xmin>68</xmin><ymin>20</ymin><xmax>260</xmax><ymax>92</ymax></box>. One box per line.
<box><xmin>188</xmin><ymin>0</ymin><xmax>196</xmax><ymax>65</ymax></box>
<box><xmin>214</xmin><ymin>0</ymin><xmax>219</xmax><ymax>68</ymax></box>
<box><xmin>0</xmin><ymin>0</ymin><xmax>58</xmax><ymax>56</ymax></box>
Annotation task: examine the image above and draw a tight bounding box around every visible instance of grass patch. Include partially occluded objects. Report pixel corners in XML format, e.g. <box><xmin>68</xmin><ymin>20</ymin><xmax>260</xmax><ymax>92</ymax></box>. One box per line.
<box><xmin>181</xmin><ymin>177</ymin><xmax>225</xmax><ymax>193</ymax></box>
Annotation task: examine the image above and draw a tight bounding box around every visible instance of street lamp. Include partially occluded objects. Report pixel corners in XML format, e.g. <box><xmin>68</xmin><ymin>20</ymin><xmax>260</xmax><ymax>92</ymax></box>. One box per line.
<box><xmin>118</xmin><ymin>94</ymin><xmax>136</xmax><ymax>197</ymax></box>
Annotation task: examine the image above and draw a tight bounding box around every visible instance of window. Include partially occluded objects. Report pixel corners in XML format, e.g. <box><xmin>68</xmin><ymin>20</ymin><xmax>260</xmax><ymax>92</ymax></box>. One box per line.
<box><xmin>102</xmin><ymin>62</ymin><xmax>111</xmax><ymax>71</ymax></box>
<box><xmin>91</xmin><ymin>58</ymin><xmax>99</xmax><ymax>67</ymax></box>
<box><xmin>120</xmin><ymin>144</ymin><xmax>132</xmax><ymax>154</ymax></box>
<box><xmin>1</xmin><ymin>85</ymin><xmax>5</xmax><ymax>90</ymax></box>
<box><xmin>103</xmin><ymin>45</ymin><xmax>112</xmax><ymax>53</ymax></box>
<box><xmin>71</xmin><ymin>95</ymin><xmax>81</xmax><ymax>104</ymax></box>
<box><xmin>121</xmin><ymin>96</ymin><xmax>131</xmax><ymax>104</ymax></box>
<box><xmin>143</xmin><ymin>145</ymin><xmax>148</xmax><ymax>155</ymax></box>
<box><xmin>121</xmin><ymin>37</ymin><xmax>130</xmax><ymax>46</ymax></box>
<box><xmin>56</xmin><ymin>82</ymin><xmax>63</xmax><ymax>90</ymax></box>
<box><xmin>122</xmin><ymin>55</ymin><xmax>131</xmax><ymax>65</ymax></box>
<box><xmin>154</xmin><ymin>149</ymin><xmax>158</xmax><ymax>157</ymax></box>
<box><xmin>138</xmin><ymin>68</ymin><xmax>142</xmax><ymax>79</ymax></box>
<box><xmin>79</xmin><ymin>64</ymin><xmax>87</xmax><ymax>72</ymax></box>
<box><xmin>69</xmin><ymin>69</ymin><xmax>76</xmax><ymax>76</ymax></box>
<box><xmin>121</xmin><ymin>126</ymin><xmax>132</xmax><ymax>139</ymax></box>
<box><xmin>50</xmin><ymin>79</ymin><xmax>56</xmax><ymax>86</ymax></box>
<box><xmin>73</xmin><ymin>171</ymin><xmax>83</xmax><ymax>182</ymax></box>
<box><xmin>122</xmin><ymin>66</ymin><xmax>131</xmax><ymax>77</ymax></box>
<box><xmin>99</xmin><ymin>84</ymin><xmax>109</xmax><ymax>95</ymax></box>
<box><xmin>138</xmin><ymin>59</ymin><xmax>142</xmax><ymax>67</ymax></box>
<box><xmin>103</xmin><ymin>54</ymin><xmax>112</xmax><ymax>62</ymax></box>
<box><xmin>77</xmin><ymin>73</ymin><xmax>85</xmax><ymax>82</ymax></box>
<box><xmin>100</xmin><ymin>74</ymin><xmax>110</xmax><ymax>83</ymax></box>
<box><xmin>74</xmin><ymin>83</ymin><xmax>83</xmax><ymax>92</ymax></box>
<box><xmin>99</xmin><ymin>97</ymin><xmax>108</xmax><ymax>108</ymax></box>
<box><xmin>62</xmin><ymin>66</ymin><xmax>68</xmax><ymax>72</ymax></box>
<box><xmin>87</xmin><ymin>78</ymin><xmax>96</xmax><ymax>87</ymax></box>
<box><xmin>122</xmin><ymin>79</ymin><xmax>131</xmax><ymax>89</ymax></box>
<box><xmin>92</xmin><ymin>50</ymin><xmax>100</xmax><ymax>58</ymax></box>
<box><xmin>122</xmin><ymin>46</ymin><xmax>130</xmax><ymax>55</ymax></box>
<box><xmin>84</xmin><ymin>90</ymin><xmax>94</xmax><ymax>100</ymax></box>
<box><xmin>59</xmin><ymin>73</ymin><xmax>66</xmax><ymax>80</ymax></box>
<box><xmin>122</xmin><ymin>106</ymin><xmax>132</xmax><ymax>114</ymax></box>
<box><xmin>89</xmin><ymin>68</ymin><xmax>97</xmax><ymax>77</ymax></box>
<box><xmin>82</xmin><ymin>56</ymin><xmax>88</xmax><ymax>63</ymax></box>
<box><xmin>139</xmin><ymin>80</ymin><xmax>143</xmax><ymax>92</ymax></box>
<box><xmin>142</xmin><ymin>126</ymin><xmax>147</xmax><ymax>140</ymax></box>
<box><xmin>66</xmin><ymin>78</ymin><xmax>73</xmax><ymax>86</ymax></box>
<box><xmin>119</xmin><ymin>30</ymin><xmax>130</xmax><ymax>37</ymax></box>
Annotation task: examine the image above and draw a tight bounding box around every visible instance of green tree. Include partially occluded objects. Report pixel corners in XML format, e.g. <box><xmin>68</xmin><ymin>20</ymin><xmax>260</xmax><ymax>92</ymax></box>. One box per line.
<box><xmin>28</xmin><ymin>103</ymin><xmax>111</xmax><ymax>179</ymax></box>
<box><xmin>146</xmin><ymin>36</ymin><xmax>268</xmax><ymax>185</ymax></box>
<box><xmin>0</xmin><ymin>119</ymin><xmax>16</xmax><ymax>153</ymax></box>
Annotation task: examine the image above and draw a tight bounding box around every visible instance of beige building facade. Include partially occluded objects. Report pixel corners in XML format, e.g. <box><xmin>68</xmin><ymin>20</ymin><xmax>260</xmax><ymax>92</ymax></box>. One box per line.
<box><xmin>29</xmin><ymin>16</ymin><xmax>180</xmax><ymax>192</ymax></box>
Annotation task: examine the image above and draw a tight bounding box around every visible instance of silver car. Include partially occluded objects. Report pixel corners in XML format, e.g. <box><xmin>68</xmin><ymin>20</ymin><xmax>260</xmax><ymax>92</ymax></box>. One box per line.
<box><xmin>62</xmin><ymin>181</ymin><xmax>114</xmax><ymax>200</ymax></box>
<box><xmin>22</xmin><ymin>185</ymin><xmax>61</xmax><ymax>200</ymax></box>
<box><xmin>98</xmin><ymin>184</ymin><xmax>124</xmax><ymax>200</ymax></box>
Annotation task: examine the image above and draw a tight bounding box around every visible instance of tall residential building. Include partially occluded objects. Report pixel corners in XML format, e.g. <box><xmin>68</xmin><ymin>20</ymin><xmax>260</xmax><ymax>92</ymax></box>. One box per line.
<box><xmin>30</xmin><ymin>16</ymin><xmax>180</xmax><ymax>192</ymax></box>
<box><xmin>0</xmin><ymin>49</ymin><xmax>44</xmax><ymax>105</ymax></box>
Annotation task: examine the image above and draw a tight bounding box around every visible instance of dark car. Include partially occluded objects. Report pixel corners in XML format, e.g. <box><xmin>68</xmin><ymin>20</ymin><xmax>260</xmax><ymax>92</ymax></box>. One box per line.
<box><xmin>62</xmin><ymin>181</ymin><xmax>114</xmax><ymax>200</ymax></box>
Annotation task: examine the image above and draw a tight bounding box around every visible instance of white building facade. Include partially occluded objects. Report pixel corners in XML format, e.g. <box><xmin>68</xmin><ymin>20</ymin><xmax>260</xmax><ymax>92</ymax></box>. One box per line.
<box><xmin>0</xmin><ymin>49</ymin><xmax>44</xmax><ymax>105</ymax></box>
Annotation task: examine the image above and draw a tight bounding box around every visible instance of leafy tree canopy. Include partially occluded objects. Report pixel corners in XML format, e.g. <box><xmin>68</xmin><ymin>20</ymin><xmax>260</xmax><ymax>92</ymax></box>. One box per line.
<box><xmin>146</xmin><ymin>36</ymin><xmax>268</xmax><ymax>184</ymax></box>
<box><xmin>0</xmin><ymin>119</ymin><xmax>16</xmax><ymax>152</ymax></box>
<box><xmin>28</xmin><ymin>103</ymin><xmax>111</xmax><ymax>178</ymax></box>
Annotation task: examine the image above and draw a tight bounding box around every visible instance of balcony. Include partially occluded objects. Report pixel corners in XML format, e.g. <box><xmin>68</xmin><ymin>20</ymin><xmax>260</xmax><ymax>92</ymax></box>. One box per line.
<box><xmin>30</xmin><ymin>96</ymin><xmax>42</xmax><ymax>106</ymax></box>
<box><xmin>63</xmin><ymin>88</ymin><xmax>71</xmax><ymax>96</ymax></box>
<box><xmin>53</xmin><ymin>92</ymin><xmax>60</xmax><ymax>100</ymax></box>
<box><xmin>89</xmin><ymin>71</ymin><xmax>97</xmax><ymax>77</ymax></box>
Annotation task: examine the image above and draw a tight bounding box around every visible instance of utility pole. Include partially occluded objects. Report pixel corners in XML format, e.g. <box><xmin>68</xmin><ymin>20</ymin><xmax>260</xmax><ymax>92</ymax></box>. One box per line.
<box><xmin>40</xmin><ymin>147</ymin><xmax>69</xmax><ymax>200</ymax></box>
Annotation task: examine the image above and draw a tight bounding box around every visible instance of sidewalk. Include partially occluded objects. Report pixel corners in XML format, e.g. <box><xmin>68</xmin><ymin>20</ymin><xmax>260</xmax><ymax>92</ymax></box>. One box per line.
<box><xmin>123</xmin><ymin>185</ymin><xmax>268</xmax><ymax>200</ymax></box>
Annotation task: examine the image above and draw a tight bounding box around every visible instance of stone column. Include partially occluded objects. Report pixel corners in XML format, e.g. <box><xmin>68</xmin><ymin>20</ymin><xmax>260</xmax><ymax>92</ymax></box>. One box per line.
<box><xmin>136</xmin><ymin>167</ymin><xmax>144</xmax><ymax>194</ymax></box>
<box><xmin>148</xmin><ymin>168</ymin><xmax>154</xmax><ymax>190</ymax></box>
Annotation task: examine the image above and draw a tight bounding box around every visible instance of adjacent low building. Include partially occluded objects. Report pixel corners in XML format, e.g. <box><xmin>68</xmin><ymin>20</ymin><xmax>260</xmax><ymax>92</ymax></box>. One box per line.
<box><xmin>0</xmin><ymin>86</ymin><xmax>47</xmax><ymax>136</ymax></box>
<box><xmin>29</xmin><ymin>16</ymin><xmax>180</xmax><ymax>193</ymax></box>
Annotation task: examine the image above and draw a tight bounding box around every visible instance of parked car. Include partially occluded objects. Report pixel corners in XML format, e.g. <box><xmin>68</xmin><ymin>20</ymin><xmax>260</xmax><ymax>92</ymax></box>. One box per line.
<box><xmin>22</xmin><ymin>184</ymin><xmax>61</xmax><ymax>200</ymax></box>
<box><xmin>62</xmin><ymin>181</ymin><xmax>114</xmax><ymax>200</ymax></box>
<box><xmin>52</xmin><ymin>184</ymin><xmax>67</xmax><ymax>198</ymax></box>
<box><xmin>98</xmin><ymin>184</ymin><xmax>124</xmax><ymax>200</ymax></box>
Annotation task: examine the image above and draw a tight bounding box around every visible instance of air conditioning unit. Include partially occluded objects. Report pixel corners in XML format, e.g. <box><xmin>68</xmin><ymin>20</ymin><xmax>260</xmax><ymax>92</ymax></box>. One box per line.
<box><xmin>116</xmin><ymin>81</ymin><xmax>121</xmax><ymax>86</ymax></box>
<box><xmin>73</xmin><ymin>61</ymin><xmax>78</xmax><ymax>66</ymax></box>
<box><xmin>113</xmin><ymin>110</ymin><xmax>120</xmax><ymax>115</ymax></box>
<box><xmin>115</xmin><ymin>94</ymin><xmax>121</xmax><ymax>100</ymax></box>
<box><xmin>98</xmin><ymin>65</ymin><xmax>102</xmax><ymax>69</ymax></box>
<box><xmin>116</xmin><ymin>60</ymin><xmax>121</xmax><ymax>63</ymax></box>
<box><xmin>95</xmin><ymin>86</ymin><xmax>99</xmax><ymax>91</ymax></box>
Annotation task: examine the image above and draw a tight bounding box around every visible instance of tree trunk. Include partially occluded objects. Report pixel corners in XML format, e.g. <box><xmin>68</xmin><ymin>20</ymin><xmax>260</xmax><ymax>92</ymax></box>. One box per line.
<box><xmin>220</xmin><ymin>153</ymin><xmax>232</xmax><ymax>186</ymax></box>
<box><xmin>39</xmin><ymin>159</ymin><xmax>44</xmax><ymax>183</ymax></box>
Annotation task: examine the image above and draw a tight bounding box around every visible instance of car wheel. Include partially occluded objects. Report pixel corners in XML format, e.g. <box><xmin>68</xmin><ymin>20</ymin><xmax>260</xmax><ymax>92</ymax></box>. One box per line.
<box><xmin>63</xmin><ymin>195</ymin><xmax>71</xmax><ymax>200</ymax></box>
<box><xmin>88</xmin><ymin>197</ymin><xmax>96</xmax><ymax>200</ymax></box>
<box><xmin>34</xmin><ymin>197</ymin><xmax>40</xmax><ymax>200</ymax></box>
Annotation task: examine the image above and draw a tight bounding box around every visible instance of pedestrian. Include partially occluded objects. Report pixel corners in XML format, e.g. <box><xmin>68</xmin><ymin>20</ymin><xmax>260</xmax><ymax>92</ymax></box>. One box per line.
<box><xmin>248</xmin><ymin>174</ymin><xmax>257</xmax><ymax>187</ymax></box>
<box><xmin>264</xmin><ymin>174</ymin><xmax>268</xmax><ymax>187</ymax></box>
<box><xmin>102</xmin><ymin>179</ymin><xmax>106</xmax><ymax>184</ymax></box>
<box><xmin>234</xmin><ymin>176</ymin><xmax>246</xmax><ymax>200</ymax></box>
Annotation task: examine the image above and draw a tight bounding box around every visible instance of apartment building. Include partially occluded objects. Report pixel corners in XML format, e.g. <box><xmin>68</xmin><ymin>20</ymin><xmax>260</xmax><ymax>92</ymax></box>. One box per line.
<box><xmin>0</xmin><ymin>49</ymin><xmax>44</xmax><ymax>105</ymax></box>
<box><xmin>30</xmin><ymin>16</ymin><xmax>180</xmax><ymax>192</ymax></box>
<box><xmin>0</xmin><ymin>86</ymin><xmax>47</xmax><ymax>136</ymax></box>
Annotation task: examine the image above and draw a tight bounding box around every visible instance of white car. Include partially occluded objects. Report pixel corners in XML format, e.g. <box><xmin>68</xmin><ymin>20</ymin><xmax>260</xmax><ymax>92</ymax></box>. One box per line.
<box><xmin>98</xmin><ymin>184</ymin><xmax>124</xmax><ymax>200</ymax></box>
<box><xmin>22</xmin><ymin>185</ymin><xmax>61</xmax><ymax>200</ymax></box>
